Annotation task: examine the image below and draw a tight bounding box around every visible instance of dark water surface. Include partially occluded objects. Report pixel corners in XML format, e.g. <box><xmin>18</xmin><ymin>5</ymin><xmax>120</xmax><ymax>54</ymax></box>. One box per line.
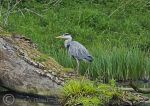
<box><xmin>0</xmin><ymin>91</ymin><xmax>61</xmax><ymax>106</ymax></box>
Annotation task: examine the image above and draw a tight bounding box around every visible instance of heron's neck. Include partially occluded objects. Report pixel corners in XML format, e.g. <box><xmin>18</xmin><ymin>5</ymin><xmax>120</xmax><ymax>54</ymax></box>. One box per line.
<box><xmin>64</xmin><ymin>38</ymin><xmax>72</xmax><ymax>48</ymax></box>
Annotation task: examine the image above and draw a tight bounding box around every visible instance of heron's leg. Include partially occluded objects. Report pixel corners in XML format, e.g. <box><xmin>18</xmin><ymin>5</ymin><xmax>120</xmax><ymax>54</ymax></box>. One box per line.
<box><xmin>75</xmin><ymin>58</ymin><xmax>80</xmax><ymax>74</ymax></box>
<box><xmin>84</xmin><ymin>62</ymin><xmax>93</xmax><ymax>79</ymax></box>
<box><xmin>84</xmin><ymin>63</ymin><xmax>90</xmax><ymax>78</ymax></box>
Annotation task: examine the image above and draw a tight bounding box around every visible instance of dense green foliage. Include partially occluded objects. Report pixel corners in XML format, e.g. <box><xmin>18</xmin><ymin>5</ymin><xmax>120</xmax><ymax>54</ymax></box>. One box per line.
<box><xmin>62</xmin><ymin>79</ymin><xmax>148</xmax><ymax>106</ymax></box>
<box><xmin>62</xmin><ymin>79</ymin><xmax>119</xmax><ymax>106</ymax></box>
<box><xmin>0</xmin><ymin>0</ymin><xmax>150</xmax><ymax>81</ymax></box>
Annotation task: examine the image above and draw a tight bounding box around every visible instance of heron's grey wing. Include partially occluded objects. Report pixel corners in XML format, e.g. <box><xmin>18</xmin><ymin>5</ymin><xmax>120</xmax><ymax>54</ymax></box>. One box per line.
<box><xmin>68</xmin><ymin>41</ymin><xmax>93</xmax><ymax>62</ymax></box>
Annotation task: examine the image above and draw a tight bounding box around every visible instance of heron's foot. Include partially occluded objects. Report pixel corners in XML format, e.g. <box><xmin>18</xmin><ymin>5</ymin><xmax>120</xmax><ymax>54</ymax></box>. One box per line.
<box><xmin>75</xmin><ymin>67</ymin><xmax>79</xmax><ymax>74</ymax></box>
<box><xmin>75</xmin><ymin>70</ymin><xmax>78</xmax><ymax>75</ymax></box>
<box><xmin>84</xmin><ymin>68</ymin><xmax>91</xmax><ymax>79</ymax></box>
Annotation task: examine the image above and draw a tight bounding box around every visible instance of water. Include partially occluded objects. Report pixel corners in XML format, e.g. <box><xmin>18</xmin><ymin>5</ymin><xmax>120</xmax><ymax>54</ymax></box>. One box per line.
<box><xmin>0</xmin><ymin>91</ymin><xmax>61</xmax><ymax>106</ymax></box>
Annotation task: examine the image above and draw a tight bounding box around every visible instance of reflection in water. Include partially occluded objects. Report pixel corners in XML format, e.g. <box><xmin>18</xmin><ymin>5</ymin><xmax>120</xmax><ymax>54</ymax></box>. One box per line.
<box><xmin>0</xmin><ymin>91</ymin><xmax>61</xmax><ymax>106</ymax></box>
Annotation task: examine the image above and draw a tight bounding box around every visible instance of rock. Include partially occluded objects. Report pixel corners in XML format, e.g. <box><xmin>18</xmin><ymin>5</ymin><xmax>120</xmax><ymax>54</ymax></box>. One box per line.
<box><xmin>0</xmin><ymin>35</ymin><xmax>68</xmax><ymax>96</ymax></box>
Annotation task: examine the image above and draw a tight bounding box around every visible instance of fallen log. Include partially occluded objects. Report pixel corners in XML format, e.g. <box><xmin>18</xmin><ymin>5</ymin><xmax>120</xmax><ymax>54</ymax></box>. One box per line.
<box><xmin>129</xmin><ymin>81</ymin><xmax>150</xmax><ymax>94</ymax></box>
<box><xmin>120</xmin><ymin>87</ymin><xmax>150</xmax><ymax>92</ymax></box>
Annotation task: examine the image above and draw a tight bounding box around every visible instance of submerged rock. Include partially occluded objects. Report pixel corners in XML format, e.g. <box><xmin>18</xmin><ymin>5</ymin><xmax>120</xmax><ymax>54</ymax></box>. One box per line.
<box><xmin>0</xmin><ymin>35</ymin><xmax>75</xmax><ymax>96</ymax></box>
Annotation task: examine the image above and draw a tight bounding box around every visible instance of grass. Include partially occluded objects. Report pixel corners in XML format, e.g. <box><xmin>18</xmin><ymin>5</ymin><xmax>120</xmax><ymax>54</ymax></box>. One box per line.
<box><xmin>62</xmin><ymin>79</ymin><xmax>119</xmax><ymax>106</ymax></box>
<box><xmin>91</xmin><ymin>47</ymin><xmax>150</xmax><ymax>81</ymax></box>
<box><xmin>32</xmin><ymin>53</ymin><xmax>49</xmax><ymax>62</ymax></box>
<box><xmin>0</xmin><ymin>0</ymin><xmax>150</xmax><ymax>81</ymax></box>
<box><xmin>61</xmin><ymin>79</ymin><xmax>143</xmax><ymax>106</ymax></box>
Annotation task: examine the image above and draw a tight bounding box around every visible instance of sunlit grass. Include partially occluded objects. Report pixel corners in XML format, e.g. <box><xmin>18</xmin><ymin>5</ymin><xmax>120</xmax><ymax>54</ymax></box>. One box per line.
<box><xmin>62</xmin><ymin>79</ymin><xmax>119</xmax><ymax>105</ymax></box>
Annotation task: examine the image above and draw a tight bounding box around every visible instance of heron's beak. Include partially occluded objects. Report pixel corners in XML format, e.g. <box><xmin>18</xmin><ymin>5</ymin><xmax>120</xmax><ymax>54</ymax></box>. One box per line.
<box><xmin>56</xmin><ymin>36</ymin><xmax>63</xmax><ymax>39</ymax></box>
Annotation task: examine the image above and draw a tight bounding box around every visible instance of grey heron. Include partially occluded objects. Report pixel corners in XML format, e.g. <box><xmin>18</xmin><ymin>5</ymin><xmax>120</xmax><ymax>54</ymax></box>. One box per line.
<box><xmin>56</xmin><ymin>33</ymin><xmax>93</xmax><ymax>74</ymax></box>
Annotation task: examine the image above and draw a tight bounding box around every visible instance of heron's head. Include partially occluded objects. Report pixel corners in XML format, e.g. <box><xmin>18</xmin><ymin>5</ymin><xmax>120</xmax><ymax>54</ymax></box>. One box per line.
<box><xmin>56</xmin><ymin>33</ymin><xmax>72</xmax><ymax>40</ymax></box>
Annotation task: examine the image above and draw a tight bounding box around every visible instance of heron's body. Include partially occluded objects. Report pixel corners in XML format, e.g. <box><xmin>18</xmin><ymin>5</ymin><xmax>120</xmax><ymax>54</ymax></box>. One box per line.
<box><xmin>56</xmin><ymin>33</ymin><xmax>93</xmax><ymax>74</ymax></box>
<box><xmin>65</xmin><ymin>40</ymin><xmax>93</xmax><ymax>62</ymax></box>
